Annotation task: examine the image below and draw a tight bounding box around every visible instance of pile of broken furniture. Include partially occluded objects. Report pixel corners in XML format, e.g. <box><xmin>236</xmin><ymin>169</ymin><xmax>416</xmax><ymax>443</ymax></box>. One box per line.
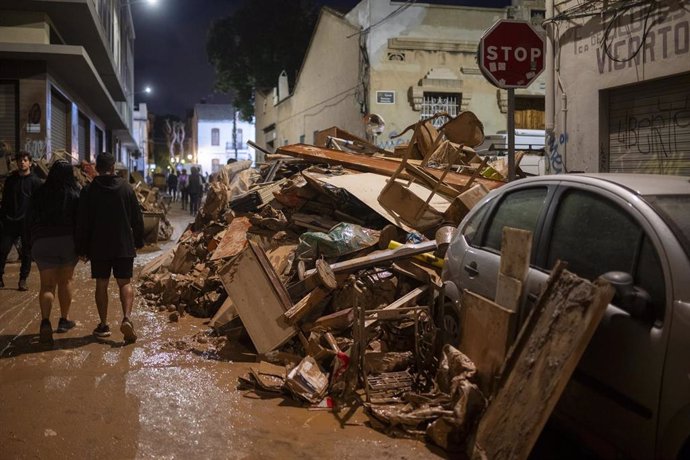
<box><xmin>137</xmin><ymin>113</ymin><xmax>614</xmax><ymax>457</ymax></box>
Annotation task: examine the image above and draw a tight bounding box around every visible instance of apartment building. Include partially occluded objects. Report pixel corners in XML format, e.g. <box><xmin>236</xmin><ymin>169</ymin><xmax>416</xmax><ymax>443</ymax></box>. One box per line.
<box><xmin>0</xmin><ymin>0</ymin><xmax>137</xmax><ymax>166</ymax></box>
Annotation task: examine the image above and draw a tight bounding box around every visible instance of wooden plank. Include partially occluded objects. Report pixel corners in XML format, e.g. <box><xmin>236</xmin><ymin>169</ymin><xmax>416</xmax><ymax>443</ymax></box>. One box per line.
<box><xmin>208</xmin><ymin>296</ymin><xmax>238</xmax><ymax>329</ymax></box>
<box><xmin>472</xmin><ymin>266</ymin><xmax>614</xmax><ymax>460</ymax></box>
<box><xmin>276</xmin><ymin>144</ymin><xmax>504</xmax><ymax>191</ymax></box>
<box><xmin>494</xmin><ymin>272</ymin><xmax>523</xmax><ymax>312</ymax></box>
<box><xmin>364</xmin><ymin>286</ymin><xmax>428</xmax><ymax>330</ymax></box>
<box><xmin>210</xmin><ymin>217</ymin><xmax>252</xmax><ymax>261</ymax></box>
<box><xmin>499</xmin><ymin>227</ymin><xmax>533</xmax><ymax>282</ymax></box>
<box><xmin>303</xmin><ymin>240</ymin><xmax>438</xmax><ymax>277</ymax></box>
<box><xmin>459</xmin><ymin>289</ymin><xmax>514</xmax><ymax>395</ymax></box>
<box><xmin>219</xmin><ymin>241</ymin><xmax>297</xmax><ymax>354</ymax></box>
<box><xmin>283</xmin><ymin>286</ymin><xmax>331</xmax><ymax>324</ymax></box>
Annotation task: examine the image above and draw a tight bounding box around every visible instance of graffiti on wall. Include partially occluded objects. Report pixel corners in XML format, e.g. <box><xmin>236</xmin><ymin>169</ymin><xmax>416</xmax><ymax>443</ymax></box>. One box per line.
<box><xmin>23</xmin><ymin>138</ymin><xmax>47</xmax><ymax>159</ymax></box>
<box><xmin>613</xmin><ymin>97</ymin><xmax>690</xmax><ymax>157</ymax></box>
<box><xmin>547</xmin><ymin>130</ymin><xmax>567</xmax><ymax>174</ymax></box>
<box><xmin>572</xmin><ymin>4</ymin><xmax>688</xmax><ymax>73</ymax></box>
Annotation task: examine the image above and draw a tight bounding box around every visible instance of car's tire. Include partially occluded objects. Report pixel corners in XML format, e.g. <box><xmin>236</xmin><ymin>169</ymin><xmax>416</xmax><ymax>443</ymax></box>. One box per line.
<box><xmin>441</xmin><ymin>301</ymin><xmax>461</xmax><ymax>348</ymax></box>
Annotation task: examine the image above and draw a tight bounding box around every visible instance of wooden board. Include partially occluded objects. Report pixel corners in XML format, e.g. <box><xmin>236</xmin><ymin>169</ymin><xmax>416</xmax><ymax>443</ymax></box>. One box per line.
<box><xmin>494</xmin><ymin>272</ymin><xmax>523</xmax><ymax>313</ymax></box>
<box><xmin>276</xmin><ymin>143</ymin><xmax>504</xmax><ymax>191</ymax></box>
<box><xmin>472</xmin><ymin>266</ymin><xmax>614</xmax><ymax>460</ymax></box>
<box><xmin>499</xmin><ymin>227</ymin><xmax>533</xmax><ymax>282</ymax></box>
<box><xmin>219</xmin><ymin>241</ymin><xmax>296</xmax><ymax>354</ymax></box>
<box><xmin>459</xmin><ymin>289</ymin><xmax>514</xmax><ymax>395</ymax></box>
<box><xmin>208</xmin><ymin>296</ymin><xmax>238</xmax><ymax>329</ymax></box>
<box><xmin>210</xmin><ymin>217</ymin><xmax>252</xmax><ymax>261</ymax></box>
<box><xmin>319</xmin><ymin>172</ymin><xmax>451</xmax><ymax>231</ymax></box>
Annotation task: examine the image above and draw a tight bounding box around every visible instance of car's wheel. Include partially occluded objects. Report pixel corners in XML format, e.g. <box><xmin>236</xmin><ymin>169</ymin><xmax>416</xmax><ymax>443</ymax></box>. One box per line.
<box><xmin>441</xmin><ymin>301</ymin><xmax>461</xmax><ymax>347</ymax></box>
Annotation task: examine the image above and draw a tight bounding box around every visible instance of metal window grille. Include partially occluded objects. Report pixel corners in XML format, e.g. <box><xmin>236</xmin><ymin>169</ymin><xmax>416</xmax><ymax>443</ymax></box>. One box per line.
<box><xmin>421</xmin><ymin>94</ymin><xmax>458</xmax><ymax>128</ymax></box>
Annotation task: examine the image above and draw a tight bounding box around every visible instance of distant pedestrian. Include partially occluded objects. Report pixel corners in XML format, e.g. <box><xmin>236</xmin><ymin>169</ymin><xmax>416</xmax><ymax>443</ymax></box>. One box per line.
<box><xmin>26</xmin><ymin>160</ymin><xmax>80</xmax><ymax>344</ymax></box>
<box><xmin>0</xmin><ymin>151</ymin><xmax>42</xmax><ymax>291</ymax></box>
<box><xmin>76</xmin><ymin>153</ymin><xmax>144</xmax><ymax>344</ymax></box>
<box><xmin>178</xmin><ymin>168</ymin><xmax>189</xmax><ymax>210</ymax></box>
<box><xmin>166</xmin><ymin>170</ymin><xmax>178</xmax><ymax>202</ymax></box>
<box><xmin>187</xmin><ymin>166</ymin><xmax>203</xmax><ymax>216</ymax></box>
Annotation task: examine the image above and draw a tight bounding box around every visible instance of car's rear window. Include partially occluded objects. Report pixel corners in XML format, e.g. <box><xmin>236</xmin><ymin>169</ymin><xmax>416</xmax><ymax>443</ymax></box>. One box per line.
<box><xmin>645</xmin><ymin>195</ymin><xmax>690</xmax><ymax>259</ymax></box>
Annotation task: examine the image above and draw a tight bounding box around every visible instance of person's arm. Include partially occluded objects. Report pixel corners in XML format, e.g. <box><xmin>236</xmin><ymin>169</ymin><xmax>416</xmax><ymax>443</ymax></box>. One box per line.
<box><xmin>130</xmin><ymin>190</ymin><xmax>145</xmax><ymax>250</ymax></box>
<box><xmin>74</xmin><ymin>187</ymin><xmax>90</xmax><ymax>258</ymax></box>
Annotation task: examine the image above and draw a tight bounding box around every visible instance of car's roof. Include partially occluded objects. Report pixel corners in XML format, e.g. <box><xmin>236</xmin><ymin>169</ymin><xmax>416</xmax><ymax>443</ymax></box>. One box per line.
<box><xmin>519</xmin><ymin>173</ymin><xmax>690</xmax><ymax>196</ymax></box>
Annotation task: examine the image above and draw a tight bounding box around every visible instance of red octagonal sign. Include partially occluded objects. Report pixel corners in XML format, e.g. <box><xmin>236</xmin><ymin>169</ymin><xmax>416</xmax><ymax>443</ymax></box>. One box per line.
<box><xmin>479</xmin><ymin>19</ymin><xmax>545</xmax><ymax>89</ymax></box>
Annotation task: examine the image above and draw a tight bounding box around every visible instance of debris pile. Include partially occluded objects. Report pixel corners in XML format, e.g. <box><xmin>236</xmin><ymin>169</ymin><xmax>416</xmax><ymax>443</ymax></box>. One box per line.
<box><xmin>136</xmin><ymin>111</ymin><xmax>613</xmax><ymax>457</ymax></box>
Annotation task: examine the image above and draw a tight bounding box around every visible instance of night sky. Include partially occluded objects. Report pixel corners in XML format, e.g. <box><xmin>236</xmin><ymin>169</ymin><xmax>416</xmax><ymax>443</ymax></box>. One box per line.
<box><xmin>132</xmin><ymin>0</ymin><xmax>510</xmax><ymax>118</ymax></box>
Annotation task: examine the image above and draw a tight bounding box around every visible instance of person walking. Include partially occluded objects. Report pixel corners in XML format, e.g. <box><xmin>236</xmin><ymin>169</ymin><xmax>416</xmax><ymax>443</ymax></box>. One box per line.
<box><xmin>178</xmin><ymin>168</ymin><xmax>189</xmax><ymax>210</ymax></box>
<box><xmin>0</xmin><ymin>151</ymin><xmax>42</xmax><ymax>290</ymax></box>
<box><xmin>76</xmin><ymin>153</ymin><xmax>144</xmax><ymax>343</ymax></box>
<box><xmin>26</xmin><ymin>160</ymin><xmax>80</xmax><ymax>344</ymax></box>
<box><xmin>166</xmin><ymin>170</ymin><xmax>178</xmax><ymax>202</ymax></box>
<box><xmin>187</xmin><ymin>167</ymin><xmax>203</xmax><ymax>216</ymax></box>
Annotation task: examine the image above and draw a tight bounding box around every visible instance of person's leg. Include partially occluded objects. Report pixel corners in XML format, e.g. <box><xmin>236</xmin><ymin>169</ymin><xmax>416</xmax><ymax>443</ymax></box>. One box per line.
<box><xmin>114</xmin><ymin>258</ymin><xmax>136</xmax><ymax>343</ymax></box>
<box><xmin>38</xmin><ymin>267</ymin><xmax>58</xmax><ymax>320</ymax></box>
<box><xmin>37</xmin><ymin>267</ymin><xmax>58</xmax><ymax>343</ymax></box>
<box><xmin>56</xmin><ymin>264</ymin><xmax>76</xmax><ymax>320</ymax></box>
<box><xmin>95</xmin><ymin>278</ymin><xmax>109</xmax><ymax>325</ymax></box>
<box><xmin>18</xmin><ymin>226</ymin><xmax>32</xmax><ymax>284</ymax></box>
<box><xmin>0</xmin><ymin>226</ymin><xmax>16</xmax><ymax>284</ymax></box>
<box><xmin>116</xmin><ymin>278</ymin><xmax>133</xmax><ymax>319</ymax></box>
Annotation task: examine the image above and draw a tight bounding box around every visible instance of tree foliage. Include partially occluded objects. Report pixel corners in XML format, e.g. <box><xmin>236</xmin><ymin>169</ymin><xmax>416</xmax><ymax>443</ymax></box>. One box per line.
<box><xmin>207</xmin><ymin>0</ymin><xmax>319</xmax><ymax>120</ymax></box>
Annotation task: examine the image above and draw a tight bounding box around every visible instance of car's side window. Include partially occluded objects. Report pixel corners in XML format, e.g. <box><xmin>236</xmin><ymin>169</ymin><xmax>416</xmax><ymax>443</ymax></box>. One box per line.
<box><xmin>546</xmin><ymin>190</ymin><xmax>641</xmax><ymax>280</ymax></box>
<box><xmin>546</xmin><ymin>189</ymin><xmax>665</xmax><ymax>318</ymax></box>
<box><xmin>483</xmin><ymin>187</ymin><xmax>548</xmax><ymax>251</ymax></box>
<box><xmin>463</xmin><ymin>201</ymin><xmax>490</xmax><ymax>246</ymax></box>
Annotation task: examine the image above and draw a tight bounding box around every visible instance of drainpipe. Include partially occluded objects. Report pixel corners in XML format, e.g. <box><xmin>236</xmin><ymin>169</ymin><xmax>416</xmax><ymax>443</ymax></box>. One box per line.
<box><xmin>545</xmin><ymin>0</ymin><xmax>555</xmax><ymax>173</ymax></box>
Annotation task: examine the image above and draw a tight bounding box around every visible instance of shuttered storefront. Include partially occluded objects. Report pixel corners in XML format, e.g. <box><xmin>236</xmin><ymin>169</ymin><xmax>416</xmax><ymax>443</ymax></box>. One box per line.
<box><xmin>0</xmin><ymin>82</ymin><xmax>18</xmax><ymax>152</ymax></box>
<box><xmin>51</xmin><ymin>92</ymin><xmax>68</xmax><ymax>153</ymax></box>
<box><xmin>78</xmin><ymin>115</ymin><xmax>89</xmax><ymax>161</ymax></box>
<box><xmin>608</xmin><ymin>73</ymin><xmax>690</xmax><ymax>175</ymax></box>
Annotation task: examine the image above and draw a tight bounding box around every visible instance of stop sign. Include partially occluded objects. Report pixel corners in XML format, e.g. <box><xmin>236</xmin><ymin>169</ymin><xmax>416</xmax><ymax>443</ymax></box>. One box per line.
<box><xmin>479</xmin><ymin>19</ymin><xmax>545</xmax><ymax>89</ymax></box>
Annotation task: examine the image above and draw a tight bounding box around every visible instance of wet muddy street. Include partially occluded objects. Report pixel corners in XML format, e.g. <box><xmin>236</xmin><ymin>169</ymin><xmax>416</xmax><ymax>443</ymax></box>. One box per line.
<box><xmin>0</xmin><ymin>206</ymin><xmax>441</xmax><ymax>459</ymax></box>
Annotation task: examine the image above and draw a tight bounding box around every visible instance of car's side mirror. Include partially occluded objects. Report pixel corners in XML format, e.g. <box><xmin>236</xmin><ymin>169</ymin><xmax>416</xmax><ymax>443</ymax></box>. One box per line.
<box><xmin>601</xmin><ymin>271</ymin><xmax>651</xmax><ymax>318</ymax></box>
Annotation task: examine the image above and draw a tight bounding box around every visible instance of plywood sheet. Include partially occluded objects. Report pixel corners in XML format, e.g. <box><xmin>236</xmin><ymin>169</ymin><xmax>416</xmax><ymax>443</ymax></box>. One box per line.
<box><xmin>219</xmin><ymin>241</ymin><xmax>296</xmax><ymax>354</ymax></box>
<box><xmin>472</xmin><ymin>267</ymin><xmax>614</xmax><ymax>460</ymax></box>
<box><xmin>320</xmin><ymin>172</ymin><xmax>451</xmax><ymax>231</ymax></box>
<box><xmin>459</xmin><ymin>290</ymin><xmax>514</xmax><ymax>395</ymax></box>
<box><xmin>210</xmin><ymin>217</ymin><xmax>252</xmax><ymax>261</ymax></box>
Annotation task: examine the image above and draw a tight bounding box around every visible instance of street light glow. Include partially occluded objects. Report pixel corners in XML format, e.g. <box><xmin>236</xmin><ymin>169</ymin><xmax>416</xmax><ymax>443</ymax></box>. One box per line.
<box><xmin>144</xmin><ymin>86</ymin><xmax>152</xmax><ymax>94</ymax></box>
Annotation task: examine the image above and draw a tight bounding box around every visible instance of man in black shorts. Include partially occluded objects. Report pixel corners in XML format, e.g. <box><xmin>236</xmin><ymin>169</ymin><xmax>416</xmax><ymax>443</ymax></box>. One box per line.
<box><xmin>76</xmin><ymin>153</ymin><xmax>144</xmax><ymax>343</ymax></box>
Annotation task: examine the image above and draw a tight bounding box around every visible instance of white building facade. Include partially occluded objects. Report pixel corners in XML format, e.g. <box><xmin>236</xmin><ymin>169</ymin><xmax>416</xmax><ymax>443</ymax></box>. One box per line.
<box><xmin>191</xmin><ymin>104</ymin><xmax>255</xmax><ymax>174</ymax></box>
<box><xmin>132</xmin><ymin>102</ymin><xmax>148</xmax><ymax>173</ymax></box>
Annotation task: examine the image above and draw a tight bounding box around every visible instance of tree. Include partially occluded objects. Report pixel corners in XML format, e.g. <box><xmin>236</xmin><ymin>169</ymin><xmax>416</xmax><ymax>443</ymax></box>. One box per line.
<box><xmin>207</xmin><ymin>0</ymin><xmax>319</xmax><ymax>120</ymax></box>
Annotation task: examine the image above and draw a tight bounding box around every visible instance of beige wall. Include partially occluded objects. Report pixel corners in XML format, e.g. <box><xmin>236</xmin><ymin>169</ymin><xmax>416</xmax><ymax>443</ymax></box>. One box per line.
<box><xmin>0</xmin><ymin>11</ymin><xmax>50</xmax><ymax>45</ymax></box>
<box><xmin>257</xmin><ymin>1</ymin><xmax>546</xmax><ymax>153</ymax></box>
<box><xmin>255</xmin><ymin>10</ymin><xmax>361</xmax><ymax>150</ymax></box>
<box><xmin>549</xmin><ymin>0</ymin><xmax>690</xmax><ymax>173</ymax></box>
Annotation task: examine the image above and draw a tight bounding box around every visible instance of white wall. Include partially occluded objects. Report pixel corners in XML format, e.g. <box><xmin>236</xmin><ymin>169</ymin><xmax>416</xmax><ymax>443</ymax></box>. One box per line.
<box><xmin>196</xmin><ymin>118</ymin><xmax>256</xmax><ymax>173</ymax></box>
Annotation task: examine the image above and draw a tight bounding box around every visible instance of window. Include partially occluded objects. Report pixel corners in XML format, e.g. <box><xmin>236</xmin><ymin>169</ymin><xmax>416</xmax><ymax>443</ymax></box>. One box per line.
<box><xmin>484</xmin><ymin>188</ymin><xmax>548</xmax><ymax>252</ymax></box>
<box><xmin>211</xmin><ymin>128</ymin><xmax>219</xmax><ymax>146</ymax></box>
<box><xmin>236</xmin><ymin>128</ymin><xmax>243</xmax><ymax>149</ymax></box>
<box><xmin>299</xmin><ymin>134</ymin><xmax>305</xmax><ymax>144</ymax></box>
<box><xmin>463</xmin><ymin>201</ymin><xmax>491</xmax><ymax>247</ymax></box>
<box><xmin>546</xmin><ymin>190</ymin><xmax>665</xmax><ymax>318</ymax></box>
<box><xmin>421</xmin><ymin>92</ymin><xmax>460</xmax><ymax>128</ymax></box>
<box><xmin>211</xmin><ymin>158</ymin><xmax>220</xmax><ymax>173</ymax></box>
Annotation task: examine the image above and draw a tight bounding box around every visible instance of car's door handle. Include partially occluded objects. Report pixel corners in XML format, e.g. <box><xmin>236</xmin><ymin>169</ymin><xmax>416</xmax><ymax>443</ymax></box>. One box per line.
<box><xmin>464</xmin><ymin>261</ymin><xmax>479</xmax><ymax>277</ymax></box>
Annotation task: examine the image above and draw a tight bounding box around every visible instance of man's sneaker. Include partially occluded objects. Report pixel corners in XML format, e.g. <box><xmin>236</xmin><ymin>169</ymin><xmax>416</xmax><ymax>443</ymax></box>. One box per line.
<box><xmin>39</xmin><ymin>319</ymin><xmax>53</xmax><ymax>344</ymax></box>
<box><xmin>57</xmin><ymin>318</ymin><xmax>76</xmax><ymax>333</ymax></box>
<box><xmin>120</xmin><ymin>318</ymin><xmax>137</xmax><ymax>344</ymax></box>
<box><xmin>18</xmin><ymin>279</ymin><xmax>28</xmax><ymax>291</ymax></box>
<box><xmin>93</xmin><ymin>323</ymin><xmax>111</xmax><ymax>338</ymax></box>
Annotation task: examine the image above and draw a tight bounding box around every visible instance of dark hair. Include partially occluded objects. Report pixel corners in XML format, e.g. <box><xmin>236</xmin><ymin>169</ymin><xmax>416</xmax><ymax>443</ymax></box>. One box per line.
<box><xmin>16</xmin><ymin>151</ymin><xmax>31</xmax><ymax>162</ymax></box>
<box><xmin>28</xmin><ymin>160</ymin><xmax>80</xmax><ymax>228</ymax></box>
<box><xmin>96</xmin><ymin>152</ymin><xmax>115</xmax><ymax>174</ymax></box>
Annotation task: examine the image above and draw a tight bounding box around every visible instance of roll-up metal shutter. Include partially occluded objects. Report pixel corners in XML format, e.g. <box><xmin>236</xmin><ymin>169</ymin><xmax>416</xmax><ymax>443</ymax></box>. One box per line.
<box><xmin>608</xmin><ymin>73</ymin><xmax>690</xmax><ymax>175</ymax></box>
<box><xmin>0</xmin><ymin>82</ymin><xmax>18</xmax><ymax>152</ymax></box>
<box><xmin>78</xmin><ymin>115</ymin><xmax>88</xmax><ymax>160</ymax></box>
<box><xmin>95</xmin><ymin>127</ymin><xmax>103</xmax><ymax>155</ymax></box>
<box><xmin>51</xmin><ymin>92</ymin><xmax>68</xmax><ymax>152</ymax></box>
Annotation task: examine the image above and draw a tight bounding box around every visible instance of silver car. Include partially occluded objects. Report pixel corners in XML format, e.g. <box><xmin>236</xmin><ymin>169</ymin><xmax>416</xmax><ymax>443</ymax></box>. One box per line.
<box><xmin>442</xmin><ymin>174</ymin><xmax>690</xmax><ymax>459</ymax></box>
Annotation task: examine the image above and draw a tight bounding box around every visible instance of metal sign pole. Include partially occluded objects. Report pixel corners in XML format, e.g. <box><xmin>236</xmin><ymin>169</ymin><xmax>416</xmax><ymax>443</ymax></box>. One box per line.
<box><xmin>507</xmin><ymin>88</ymin><xmax>516</xmax><ymax>181</ymax></box>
